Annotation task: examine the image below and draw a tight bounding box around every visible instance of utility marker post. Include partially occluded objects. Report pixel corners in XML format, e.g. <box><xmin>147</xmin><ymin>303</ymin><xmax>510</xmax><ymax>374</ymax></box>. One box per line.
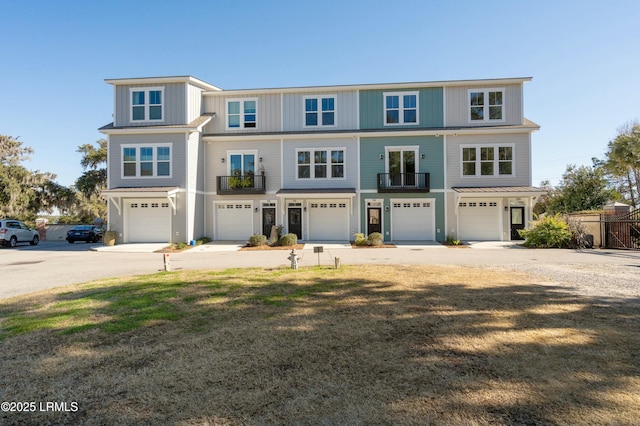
<box><xmin>314</xmin><ymin>246</ymin><xmax>323</xmax><ymax>266</ymax></box>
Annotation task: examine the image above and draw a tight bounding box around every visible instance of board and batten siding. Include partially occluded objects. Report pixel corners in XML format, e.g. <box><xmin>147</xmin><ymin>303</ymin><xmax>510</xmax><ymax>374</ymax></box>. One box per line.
<box><xmin>445</xmin><ymin>83</ymin><xmax>523</xmax><ymax>127</ymax></box>
<box><xmin>282</xmin><ymin>138</ymin><xmax>358</xmax><ymax>190</ymax></box>
<box><xmin>282</xmin><ymin>91</ymin><xmax>358</xmax><ymax>132</ymax></box>
<box><xmin>114</xmin><ymin>83</ymin><xmax>187</xmax><ymax>127</ymax></box>
<box><xmin>359</xmin><ymin>87</ymin><xmax>444</xmax><ymax>130</ymax></box>
<box><xmin>187</xmin><ymin>132</ymin><xmax>203</xmax><ymax>191</ymax></box>
<box><xmin>203</xmin><ymin>93</ymin><xmax>281</xmax><ymax>134</ymax></box>
<box><xmin>187</xmin><ymin>83</ymin><xmax>204</xmax><ymax>124</ymax></box>
<box><xmin>359</xmin><ymin>136</ymin><xmax>444</xmax><ymax>191</ymax></box>
<box><xmin>446</xmin><ymin>133</ymin><xmax>531</xmax><ymax>188</ymax></box>
<box><xmin>108</xmin><ymin>133</ymin><xmax>188</xmax><ymax>189</ymax></box>
<box><xmin>203</xmin><ymin>138</ymin><xmax>282</xmax><ymax>194</ymax></box>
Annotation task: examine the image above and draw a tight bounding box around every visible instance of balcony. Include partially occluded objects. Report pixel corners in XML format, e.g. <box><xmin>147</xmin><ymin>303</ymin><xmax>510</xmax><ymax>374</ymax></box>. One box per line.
<box><xmin>377</xmin><ymin>173</ymin><xmax>430</xmax><ymax>193</ymax></box>
<box><xmin>217</xmin><ymin>174</ymin><xmax>266</xmax><ymax>195</ymax></box>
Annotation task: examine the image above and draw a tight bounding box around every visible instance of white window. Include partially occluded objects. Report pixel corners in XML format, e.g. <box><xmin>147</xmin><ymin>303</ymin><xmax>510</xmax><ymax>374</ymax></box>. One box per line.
<box><xmin>227</xmin><ymin>98</ymin><xmax>257</xmax><ymax>129</ymax></box>
<box><xmin>122</xmin><ymin>144</ymin><xmax>172</xmax><ymax>178</ymax></box>
<box><xmin>130</xmin><ymin>87</ymin><xmax>164</xmax><ymax>122</ymax></box>
<box><xmin>296</xmin><ymin>148</ymin><xmax>345</xmax><ymax>179</ymax></box>
<box><xmin>461</xmin><ymin>145</ymin><xmax>514</xmax><ymax>177</ymax></box>
<box><xmin>303</xmin><ymin>95</ymin><xmax>336</xmax><ymax>127</ymax></box>
<box><xmin>384</xmin><ymin>91</ymin><xmax>419</xmax><ymax>125</ymax></box>
<box><xmin>468</xmin><ymin>88</ymin><xmax>504</xmax><ymax>122</ymax></box>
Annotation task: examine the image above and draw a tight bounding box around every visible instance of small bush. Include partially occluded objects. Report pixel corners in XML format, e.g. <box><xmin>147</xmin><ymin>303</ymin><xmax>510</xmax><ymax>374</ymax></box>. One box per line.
<box><xmin>278</xmin><ymin>233</ymin><xmax>298</xmax><ymax>246</ymax></box>
<box><xmin>445</xmin><ymin>235</ymin><xmax>462</xmax><ymax>246</ymax></box>
<box><xmin>519</xmin><ymin>214</ymin><xmax>571</xmax><ymax>248</ymax></box>
<box><xmin>196</xmin><ymin>237</ymin><xmax>211</xmax><ymax>246</ymax></box>
<box><xmin>353</xmin><ymin>233</ymin><xmax>368</xmax><ymax>246</ymax></box>
<box><xmin>248</xmin><ymin>234</ymin><xmax>267</xmax><ymax>247</ymax></box>
<box><xmin>368</xmin><ymin>232</ymin><xmax>384</xmax><ymax>246</ymax></box>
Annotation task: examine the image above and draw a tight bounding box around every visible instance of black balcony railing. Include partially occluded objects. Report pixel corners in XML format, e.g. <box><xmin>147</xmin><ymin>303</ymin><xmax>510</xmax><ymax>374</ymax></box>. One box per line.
<box><xmin>377</xmin><ymin>173</ymin><xmax>430</xmax><ymax>193</ymax></box>
<box><xmin>217</xmin><ymin>174</ymin><xmax>266</xmax><ymax>194</ymax></box>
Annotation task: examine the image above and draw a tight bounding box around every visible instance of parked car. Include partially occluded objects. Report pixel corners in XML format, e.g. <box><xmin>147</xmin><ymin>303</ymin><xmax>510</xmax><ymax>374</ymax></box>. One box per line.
<box><xmin>0</xmin><ymin>219</ymin><xmax>40</xmax><ymax>247</ymax></box>
<box><xmin>66</xmin><ymin>225</ymin><xmax>103</xmax><ymax>243</ymax></box>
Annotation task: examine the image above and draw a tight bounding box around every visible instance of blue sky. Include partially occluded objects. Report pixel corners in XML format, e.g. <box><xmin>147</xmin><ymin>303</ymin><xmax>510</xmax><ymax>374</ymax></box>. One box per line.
<box><xmin>1</xmin><ymin>0</ymin><xmax>639</xmax><ymax>187</ymax></box>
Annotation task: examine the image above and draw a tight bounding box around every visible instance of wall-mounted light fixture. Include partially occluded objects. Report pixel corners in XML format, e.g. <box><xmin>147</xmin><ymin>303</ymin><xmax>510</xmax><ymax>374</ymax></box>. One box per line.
<box><xmin>221</xmin><ymin>158</ymin><xmax>225</xmax><ymax>163</ymax></box>
<box><xmin>379</xmin><ymin>154</ymin><xmax>384</xmax><ymax>160</ymax></box>
<box><xmin>303</xmin><ymin>206</ymin><xmax>307</xmax><ymax>212</ymax></box>
<box><xmin>504</xmin><ymin>206</ymin><xmax>509</xmax><ymax>212</ymax></box>
<box><xmin>421</xmin><ymin>153</ymin><xmax>425</xmax><ymax>159</ymax></box>
<box><xmin>259</xmin><ymin>157</ymin><xmax>263</xmax><ymax>162</ymax></box>
<box><xmin>385</xmin><ymin>206</ymin><xmax>390</xmax><ymax>212</ymax></box>
<box><xmin>255</xmin><ymin>207</ymin><xmax>259</xmax><ymax>213</ymax></box>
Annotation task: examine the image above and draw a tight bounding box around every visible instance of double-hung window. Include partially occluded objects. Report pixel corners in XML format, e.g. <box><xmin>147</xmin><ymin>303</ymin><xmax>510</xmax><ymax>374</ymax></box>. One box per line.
<box><xmin>131</xmin><ymin>87</ymin><xmax>164</xmax><ymax>122</ymax></box>
<box><xmin>384</xmin><ymin>91</ymin><xmax>418</xmax><ymax>125</ymax></box>
<box><xmin>297</xmin><ymin>148</ymin><xmax>345</xmax><ymax>179</ymax></box>
<box><xmin>469</xmin><ymin>89</ymin><xmax>504</xmax><ymax>122</ymax></box>
<box><xmin>227</xmin><ymin>99</ymin><xmax>257</xmax><ymax>129</ymax></box>
<box><xmin>122</xmin><ymin>144</ymin><xmax>172</xmax><ymax>178</ymax></box>
<box><xmin>304</xmin><ymin>95</ymin><xmax>336</xmax><ymax>127</ymax></box>
<box><xmin>461</xmin><ymin>145</ymin><xmax>513</xmax><ymax>177</ymax></box>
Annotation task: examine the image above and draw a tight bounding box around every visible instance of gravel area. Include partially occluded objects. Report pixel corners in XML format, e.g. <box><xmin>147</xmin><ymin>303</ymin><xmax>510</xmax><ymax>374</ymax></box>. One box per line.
<box><xmin>502</xmin><ymin>262</ymin><xmax>640</xmax><ymax>301</ymax></box>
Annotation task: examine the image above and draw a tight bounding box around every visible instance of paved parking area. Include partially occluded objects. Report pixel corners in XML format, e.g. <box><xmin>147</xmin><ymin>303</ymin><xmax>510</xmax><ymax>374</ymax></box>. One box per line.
<box><xmin>1</xmin><ymin>241</ymin><xmax>639</xmax><ymax>300</ymax></box>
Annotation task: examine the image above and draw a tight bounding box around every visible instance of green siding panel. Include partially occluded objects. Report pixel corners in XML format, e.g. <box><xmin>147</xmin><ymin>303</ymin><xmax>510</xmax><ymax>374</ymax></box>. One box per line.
<box><xmin>360</xmin><ymin>136</ymin><xmax>444</xmax><ymax>190</ymax></box>
<box><xmin>359</xmin><ymin>87</ymin><xmax>443</xmax><ymax>129</ymax></box>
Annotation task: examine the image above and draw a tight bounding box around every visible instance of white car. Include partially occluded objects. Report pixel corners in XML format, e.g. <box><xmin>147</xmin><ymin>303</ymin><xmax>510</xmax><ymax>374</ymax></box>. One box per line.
<box><xmin>0</xmin><ymin>219</ymin><xmax>40</xmax><ymax>247</ymax></box>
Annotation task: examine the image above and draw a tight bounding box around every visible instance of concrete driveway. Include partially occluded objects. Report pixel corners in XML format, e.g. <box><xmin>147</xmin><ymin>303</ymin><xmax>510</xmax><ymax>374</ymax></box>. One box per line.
<box><xmin>1</xmin><ymin>241</ymin><xmax>639</xmax><ymax>300</ymax></box>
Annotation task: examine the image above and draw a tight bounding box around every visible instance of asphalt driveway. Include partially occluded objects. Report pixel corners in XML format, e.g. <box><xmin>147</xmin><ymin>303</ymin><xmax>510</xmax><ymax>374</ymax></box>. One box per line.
<box><xmin>1</xmin><ymin>241</ymin><xmax>639</xmax><ymax>300</ymax></box>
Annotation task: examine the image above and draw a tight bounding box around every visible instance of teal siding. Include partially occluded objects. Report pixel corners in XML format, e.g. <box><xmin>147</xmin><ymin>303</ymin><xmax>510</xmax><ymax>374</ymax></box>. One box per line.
<box><xmin>361</xmin><ymin>193</ymin><xmax>445</xmax><ymax>242</ymax></box>
<box><xmin>360</xmin><ymin>136</ymin><xmax>444</xmax><ymax>190</ymax></box>
<box><xmin>359</xmin><ymin>87</ymin><xmax>444</xmax><ymax>129</ymax></box>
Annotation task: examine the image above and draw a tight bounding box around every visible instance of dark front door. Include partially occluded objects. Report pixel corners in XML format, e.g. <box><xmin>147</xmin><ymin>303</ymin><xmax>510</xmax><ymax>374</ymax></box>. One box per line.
<box><xmin>510</xmin><ymin>207</ymin><xmax>525</xmax><ymax>240</ymax></box>
<box><xmin>288</xmin><ymin>208</ymin><xmax>302</xmax><ymax>239</ymax></box>
<box><xmin>367</xmin><ymin>208</ymin><xmax>382</xmax><ymax>235</ymax></box>
<box><xmin>262</xmin><ymin>207</ymin><xmax>276</xmax><ymax>238</ymax></box>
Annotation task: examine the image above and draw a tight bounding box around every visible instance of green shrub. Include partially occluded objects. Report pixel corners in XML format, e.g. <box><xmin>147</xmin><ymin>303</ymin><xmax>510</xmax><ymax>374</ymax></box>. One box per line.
<box><xmin>519</xmin><ymin>214</ymin><xmax>571</xmax><ymax>248</ymax></box>
<box><xmin>353</xmin><ymin>233</ymin><xmax>368</xmax><ymax>246</ymax></box>
<box><xmin>445</xmin><ymin>235</ymin><xmax>462</xmax><ymax>246</ymax></box>
<box><xmin>368</xmin><ymin>232</ymin><xmax>384</xmax><ymax>246</ymax></box>
<box><xmin>278</xmin><ymin>233</ymin><xmax>298</xmax><ymax>246</ymax></box>
<box><xmin>248</xmin><ymin>234</ymin><xmax>267</xmax><ymax>247</ymax></box>
<box><xmin>196</xmin><ymin>237</ymin><xmax>211</xmax><ymax>245</ymax></box>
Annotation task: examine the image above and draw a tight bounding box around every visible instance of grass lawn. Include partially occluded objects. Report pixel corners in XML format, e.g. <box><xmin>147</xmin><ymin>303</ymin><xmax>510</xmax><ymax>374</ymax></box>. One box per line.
<box><xmin>1</xmin><ymin>265</ymin><xmax>638</xmax><ymax>425</ymax></box>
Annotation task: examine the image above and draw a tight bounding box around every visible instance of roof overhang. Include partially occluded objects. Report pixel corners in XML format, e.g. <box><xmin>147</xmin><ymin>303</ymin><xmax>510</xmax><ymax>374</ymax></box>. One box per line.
<box><xmin>452</xmin><ymin>186</ymin><xmax>547</xmax><ymax>198</ymax></box>
<box><xmin>99</xmin><ymin>114</ymin><xmax>215</xmax><ymax>135</ymax></box>
<box><xmin>105</xmin><ymin>76</ymin><xmax>222</xmax><ymax>91</ymax></box>
<box><xmin>276</xmin><ymin>188</ymin><xmax>356</xmax><ymax>198</ymax></box>
<box><xmin>102</xmin><ymin>186</ymin><xmax>180</xmax><ymax>215</ymax></box>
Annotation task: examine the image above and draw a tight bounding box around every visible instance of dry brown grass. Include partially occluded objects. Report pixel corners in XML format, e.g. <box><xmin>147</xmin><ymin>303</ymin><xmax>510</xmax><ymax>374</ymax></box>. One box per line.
<box><xmin>1</xmin><ymin>265</ymin><xmax>639</xmax><ymax>425</ymax></box>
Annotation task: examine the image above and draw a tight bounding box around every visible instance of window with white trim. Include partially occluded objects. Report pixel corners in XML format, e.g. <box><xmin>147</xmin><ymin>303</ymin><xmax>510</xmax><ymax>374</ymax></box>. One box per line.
<box><xmin>461</xmin><ymin>145</ymin><xmax>513</xmax><ymax>177</ymax></box>
<box><xmin>469</xmin><ymin>89</ymin><xmax>504</xmax><ymax>122</ymax></box>
<box><xmin>227</xmin><ymin>99</ymin><xmax>257</xmax><ymax>129</ymax></box>
<box><xmin>304</xmin><ymin>95</ymin><xmax>336</xmax><ymax>127</ymax></box>
<box><xmin>122</xmin><ymin>144</ymin><xmax>172</xmax><ymax>178</ymax></box>
<box><xmin>130</xmin><ymin>87</ymin><xmax>164</xmax><ymax>122</ymax></box>
<box><xmin>297</xmin><ymin>148</ymin><xmax>345</xmax><ymax>179</ymax></box>
<box><xmin>384</xmin><ymin>91</ymin><xmax>418</xmax><ymax>125</ymax></box>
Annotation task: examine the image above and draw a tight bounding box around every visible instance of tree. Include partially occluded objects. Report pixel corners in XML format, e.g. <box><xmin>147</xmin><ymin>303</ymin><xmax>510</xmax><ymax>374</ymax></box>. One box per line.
<box><xmin>0</xmin><ymin>135</ymin><xmax>56</xmax><ymax>220</ymax></box>
<box><xmin>602</xmin><ymin>121</ymin><xmax>640</xmax><ymax>208</ymax></box>
<box><xmin>69</xmin><ymin>139</ymin><xmax>107</xmax><ymax>222</ymax></box>
<box><xmin>547</xmin><ymin>162</ymin><xmax>617</xmax><ymax>213</ymax></box>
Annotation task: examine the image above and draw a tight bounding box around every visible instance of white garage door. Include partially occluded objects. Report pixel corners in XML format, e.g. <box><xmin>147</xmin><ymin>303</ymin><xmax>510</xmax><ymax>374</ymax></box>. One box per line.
<box><xmin>308</xmin><ymin>200</ymin><xmax>349</xmax><ymax>241</ymax></box>
<box><xmin>215</xmin><ymin>203</ymin><xmax>253</xmax><ymax>240</ymax></box>
<box><xmin>391</xmin><ymin>199</ymin><xmax>435</xmax><ymax>241</ymax></box>
<box><xmin>126</xmin><ymin>199</ymin><xmax>171</xmax><ymax>243</ymax></box>
<box><xmin>458</xmin><ymin>199</ymin><xmax>501</xmax><ymax>240</ymax></box>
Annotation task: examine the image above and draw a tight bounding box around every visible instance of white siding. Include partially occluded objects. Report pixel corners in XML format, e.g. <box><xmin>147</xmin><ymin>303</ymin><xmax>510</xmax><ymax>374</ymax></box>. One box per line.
<box><xmin>446</xmin><ymin>133</ymin><xmax>531</xmax><ymax>188</ymax></box>
<box><xmin>203</xmin><ymin>93</ymin><xmax>281</xmax><ymax>134</ymax></box>
<box><xmin>445</xmin><ymin>83</ymin><xmax>523</xmax><ymax>127</ymax></box>
<box><xmin>187</xmin><ymin>83</ymin><xmax>204</xmax><ymax>123</ymax></box>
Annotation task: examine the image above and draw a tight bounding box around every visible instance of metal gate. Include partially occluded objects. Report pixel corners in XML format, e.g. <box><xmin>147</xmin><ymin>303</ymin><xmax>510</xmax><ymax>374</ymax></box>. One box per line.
<box><xmin>601</xmin><ymin>209</ymin><xmax>640</xmax><ymax>249</ymax></box>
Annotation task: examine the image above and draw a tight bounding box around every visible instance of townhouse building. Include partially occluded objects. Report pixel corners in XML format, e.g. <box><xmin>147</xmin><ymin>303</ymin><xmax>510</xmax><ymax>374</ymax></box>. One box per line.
<box><xmin>100</xmin><ymin>76</ymin><xmax>542</xmax><ymax>244</ymax></box>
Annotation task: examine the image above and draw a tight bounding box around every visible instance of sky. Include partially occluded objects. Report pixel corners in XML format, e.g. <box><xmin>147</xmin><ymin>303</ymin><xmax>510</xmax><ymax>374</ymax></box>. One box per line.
<box><xmin>1</xmin><ymin>0</ymin><xmax>639</xmax><ymax>187</ymax></box>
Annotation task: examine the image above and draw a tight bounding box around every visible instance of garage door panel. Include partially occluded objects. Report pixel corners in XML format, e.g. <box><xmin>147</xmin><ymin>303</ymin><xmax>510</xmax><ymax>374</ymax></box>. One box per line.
<box><xmin>308</xmin><ymin>200</ymin><xmax>349</xmax><ymax>241</ymax></box>
<box><xmin>127</xmin><ymin>199</ymin><xmax>170</xmax><ymax>243</ymax></box>
<box><xmin>391</xmin><ymin>199</ymin><xmax>435</xmax><ymax>241</ymax></box>
<box><xmin>215</xmin><ymin>203</ymin><xmax>253</xmax><ymax>240</ymax></box>
<box><xmin>458</xmin><ymin>199</ymin><xmax>501</xmax><ymax>240</ymax></box>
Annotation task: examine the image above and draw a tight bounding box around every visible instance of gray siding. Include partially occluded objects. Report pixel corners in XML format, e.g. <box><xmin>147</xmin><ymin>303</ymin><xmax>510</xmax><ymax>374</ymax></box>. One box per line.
<box><xmin>204</xmin><ymin>138</ymin><xmax>282</xmax><ymax>194</ymax></box>
<box><xmin>187</xmin><ymin>132</ymin><xmax>203</xmax><ymax>191</ymax></box>
<box><xmin>445</xmin><ymin>133</ymin><xmax>531</xmax><ymax>188</ymax></box>
<box><xmin>114</xmin><ymin>82</ymin><xmax>187</xmax><ymax>127</ymax></box>
<box><xmin>203</xmin><ymin>93</ymin><xmax>281</xmax><ymax>134</ymax></box>
<box><xmin>282</xmin><ymin>90</ymin><xmax>358</xmax><ymax>132</ymax></box>
<box><xmin>108</xmin><ymin>133</ymin><xmax>187</xmax><ymax>188</ymax></box>
<box><xmin>445</xmin><ymin>83</ymin><xmax>523</xmax><ymax>127</ymax></box>
<box><xmin>282</xmin><ymin>137</ymin><xmax>358</xmax><ymax>190</ymax></box>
